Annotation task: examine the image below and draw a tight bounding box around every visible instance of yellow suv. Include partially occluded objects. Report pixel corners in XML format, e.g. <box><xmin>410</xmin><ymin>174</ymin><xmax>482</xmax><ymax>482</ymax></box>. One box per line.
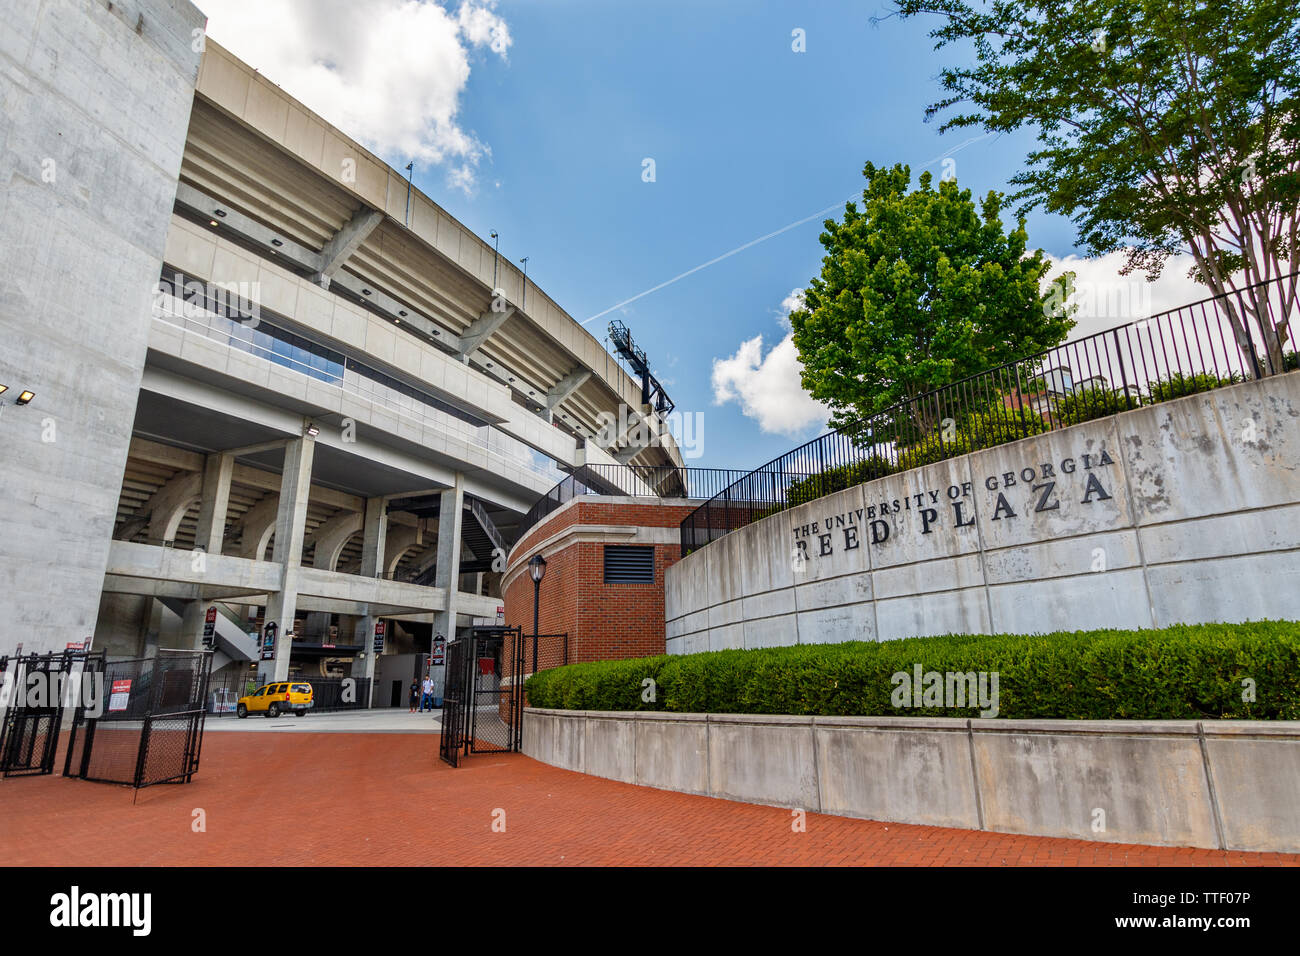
<box><xmin>236</xmin><ymin>681</ymin><xmax>313</xmax><ymax>718</ymax></box>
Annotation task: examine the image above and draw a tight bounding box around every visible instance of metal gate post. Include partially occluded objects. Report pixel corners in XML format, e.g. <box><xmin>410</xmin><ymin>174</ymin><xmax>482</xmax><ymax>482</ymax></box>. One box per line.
<box><xmin>515</xmin><ymin>627</ymin><xmax>526</xmax><ymax>752</ymax></box>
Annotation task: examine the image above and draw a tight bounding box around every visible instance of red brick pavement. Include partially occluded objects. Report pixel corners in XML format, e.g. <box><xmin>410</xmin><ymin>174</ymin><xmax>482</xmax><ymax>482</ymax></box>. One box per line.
<box><xmin>1</xmin><ymin>732</ymin><xmax>1295</xmax><ymax>866</ymax></box>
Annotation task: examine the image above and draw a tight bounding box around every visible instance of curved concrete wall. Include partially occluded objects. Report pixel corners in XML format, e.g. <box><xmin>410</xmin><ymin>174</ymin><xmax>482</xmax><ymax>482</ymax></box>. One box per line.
<box><xmin>666</xmin><ymin>372</ymin><xmax>1300</xmax><ymax>651</ymax></box>
<box><xmin>524</xmin><ymin>708</ymin><xmax>1300</xmax><ymax>852</ymax></box>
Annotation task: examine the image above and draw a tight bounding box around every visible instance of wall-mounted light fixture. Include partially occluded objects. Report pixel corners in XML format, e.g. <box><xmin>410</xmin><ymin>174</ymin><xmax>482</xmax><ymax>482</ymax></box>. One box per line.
<box><xmin>304</xmin><ymin>422</ymin><xmax>320</xmax><ymax>437</ymax></box>
<box><xmin>0</xmin><ymin>384</ymin><xmax>7</xmax><ymax>395</ymax></box>
<box><xmin>16</xmin><ymin>391</ymin><xmax>34</xmax><ymax>406</ymax></box>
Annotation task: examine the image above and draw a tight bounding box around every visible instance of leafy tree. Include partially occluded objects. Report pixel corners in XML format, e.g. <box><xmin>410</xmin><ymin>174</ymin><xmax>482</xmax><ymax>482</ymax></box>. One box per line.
<box><xmin>890</xmin><ymin>0</ymin><xmax>1300</xmax><ymax>374</ymax></box>
<box><xmin>789</xmin><ymin>162</ymin><xmax>1073</xmax><ymax>436</ymax></box>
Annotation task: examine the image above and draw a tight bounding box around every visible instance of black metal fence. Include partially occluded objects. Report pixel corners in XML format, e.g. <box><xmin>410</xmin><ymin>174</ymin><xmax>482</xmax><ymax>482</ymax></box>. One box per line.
<box><xmin>0</xmin><ymin>650</ymin><xmax>105</xmax><ymax>777</ymax></box>
<box><xmin>64</xmin><ymin>650</ymin><xmax>212</xmax><ymax>789</ymax></box>
<box><xmin>440</xmin><ymin>628</ymin><xmax>569</xmax><ymax>767</ymax></box>
<box><xmin>681</xmin><ymin>272</ymin><xmax>1300</xmax><ymax>554</ymax></box>
<box><xmin>204</xmin><ymin>672</ymin><xmax>373</xmax><ymax>716</ymax></box>
<box><xmin>516</xmin><ymin>464</ymin><xmax>750</xmax><ymax>548</ymax></box>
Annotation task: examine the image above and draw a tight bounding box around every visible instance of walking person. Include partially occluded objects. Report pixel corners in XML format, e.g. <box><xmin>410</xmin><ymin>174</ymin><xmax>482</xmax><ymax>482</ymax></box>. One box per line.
<box><xmin>408</xmin><ymin>678</ymin><xmax>419</xmax><ymax>714</ymax></box>
<box><xmin>420</xmin><ymin>673</ymin><xmax>435</xmax><ymax>712</ymax></box>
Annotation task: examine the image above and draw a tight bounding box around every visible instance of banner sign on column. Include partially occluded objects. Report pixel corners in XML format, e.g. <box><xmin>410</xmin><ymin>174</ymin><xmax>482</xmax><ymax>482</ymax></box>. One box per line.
<box><xmin>373</xmin><ymin>620</ymin><xmax>385</xmax><ymax>654</ymax></box>
<box><xmin>203</xmin><ymin>606</ymin><xmax>217</xmax><ymax>651</ymax></box>
<box><xmin>261</xmin><ymin>621</ymin><xmax>278</xmax><ymax>661</ymax></box>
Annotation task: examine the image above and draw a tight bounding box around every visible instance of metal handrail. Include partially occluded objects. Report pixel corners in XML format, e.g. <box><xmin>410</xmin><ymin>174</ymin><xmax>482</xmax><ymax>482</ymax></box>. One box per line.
<box><xmin>513</xmin><ymin>464</ymin><xmax>753</xmax><ymax>550</ymax></box>
<box><xmin>680</xmin><ymin>271</ymin><xmax>1300</xmax><ymax>555</ymax></box>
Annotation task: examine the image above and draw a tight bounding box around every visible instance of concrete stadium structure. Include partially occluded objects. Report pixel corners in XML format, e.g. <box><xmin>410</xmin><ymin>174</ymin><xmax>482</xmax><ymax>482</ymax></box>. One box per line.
<box><xmin>0</xmin><ymin>0</ymin><xmax>685</xmax><ymax>691</ymax></box>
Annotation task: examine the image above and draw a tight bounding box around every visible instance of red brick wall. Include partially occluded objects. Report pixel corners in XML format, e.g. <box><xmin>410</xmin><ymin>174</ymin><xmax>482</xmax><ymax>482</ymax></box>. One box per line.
<box><xmin>504</xmin><ymin>498</ymin><xmax>698</xmax><ymax>665</ymax></box>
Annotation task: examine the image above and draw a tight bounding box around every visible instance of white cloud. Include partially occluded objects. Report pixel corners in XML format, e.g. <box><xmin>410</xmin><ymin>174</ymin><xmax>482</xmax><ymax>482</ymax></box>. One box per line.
<box><xmin>711</xmin><ymin>256</ymin><xmax>1218</xmax><ymax>440</ymax></box>
<box><xmin>712</xmin><ymin>290</ymin><xmax>828</xmax><ymax>438</ymax></box>
<box><xmin>1042</xmin><ymin>251</ymin><xmax>1204</xmax><ymax>340</ymax></box>
<box><xmin>776</xmin><ymin>288</ymin><xmax>805</xmax><ymax>328</ymax></box>
<box><xmin>198</xmin><ymin>0</ymin><xmax>511</xmax><ymax>194</ymax></box>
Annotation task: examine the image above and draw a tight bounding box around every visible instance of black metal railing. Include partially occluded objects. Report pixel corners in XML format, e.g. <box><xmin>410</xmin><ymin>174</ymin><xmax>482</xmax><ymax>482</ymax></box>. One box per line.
<box><xmin>681</xmin><ymin>272</ymin><xmax>1300</xmax><ymax>555</ymax></box>
<box><xmin>204</xmin><ymin>673</ymin><xmax>373</xmax><ymax>715</ymax></box>
<box><xmin>514</xmin><ymin>463</ymin><xmax>751</xmax><ymax>549</ymax></box>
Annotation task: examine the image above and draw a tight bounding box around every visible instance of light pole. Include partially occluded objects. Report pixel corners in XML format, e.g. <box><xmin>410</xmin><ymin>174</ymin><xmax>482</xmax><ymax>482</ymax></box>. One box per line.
<box><xmin>528</xmin><ymin>553</ymin><xmax>546</xmax><ymax>673</ymax></box>
<box><xmin>403</xmin><ymin>162</ymin><xmax>414</xmax><ymax>226</ymax></box>
<box><xmin>490</xmin><ymin>230</ymin><xmax>499</xmax><ymax>290</ymax></box>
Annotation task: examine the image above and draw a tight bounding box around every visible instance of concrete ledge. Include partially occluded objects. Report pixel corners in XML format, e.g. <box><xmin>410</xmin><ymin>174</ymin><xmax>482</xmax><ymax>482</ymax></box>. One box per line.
<box><xmin>523</xmin><ymin>708</ymin><xmax>1300</xmax><ymax>853</ymax></box>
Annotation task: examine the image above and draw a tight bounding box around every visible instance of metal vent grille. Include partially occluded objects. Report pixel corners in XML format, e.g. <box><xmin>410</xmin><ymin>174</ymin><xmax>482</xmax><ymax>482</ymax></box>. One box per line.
<box><xmin>603</xmin><ymin>545</ymin><xmax>655</xmax><ymax>583</ymax></box>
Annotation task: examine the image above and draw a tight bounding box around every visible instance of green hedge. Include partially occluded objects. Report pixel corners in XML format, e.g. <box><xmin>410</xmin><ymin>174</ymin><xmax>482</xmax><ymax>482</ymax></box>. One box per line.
<box><xmin>1055</xmin><ymin>385</ymin><xmax>1136</xmax><ymax>426</ymax></box>
<box><xmin>525</xmin><ymin>622</ymin><xmax>1300</xmax><ymax>720</ymax></box>
<box><xmin>1148</xmin><ymin>370</ymin><xmax>1244</xmax><ymax>403</ymax></box>
<box><xmin>786</xmin><ymin>457</ymin><xmax>896</xmax><ymax>508</ymax></box>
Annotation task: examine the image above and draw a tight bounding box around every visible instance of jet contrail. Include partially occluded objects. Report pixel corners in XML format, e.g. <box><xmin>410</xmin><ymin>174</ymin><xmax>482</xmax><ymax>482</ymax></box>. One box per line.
<box><xmin>580</xmin><ymin>132</ymin><xmax>996</xmax><ymax>326</ymax></box>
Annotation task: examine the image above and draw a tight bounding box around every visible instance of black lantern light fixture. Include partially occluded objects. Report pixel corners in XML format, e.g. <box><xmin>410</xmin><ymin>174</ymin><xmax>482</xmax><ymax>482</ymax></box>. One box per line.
<box><xmin>528</xmin><ymin>553</ymin><xmax>547</xmax><ymax>670</ymax></box>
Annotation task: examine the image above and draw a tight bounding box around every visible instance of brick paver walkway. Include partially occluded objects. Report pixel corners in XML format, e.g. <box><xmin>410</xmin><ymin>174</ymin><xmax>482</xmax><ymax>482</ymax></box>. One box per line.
<box><xmin>1</xmin><ymin>732</ymin><xmax>1294</xmax><ymax>866</ymax></box>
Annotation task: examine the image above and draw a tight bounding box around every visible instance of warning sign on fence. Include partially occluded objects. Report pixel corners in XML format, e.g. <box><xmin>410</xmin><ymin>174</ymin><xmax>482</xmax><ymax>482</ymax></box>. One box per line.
<box><xmin>108</xmin><ymin>679</ymin><xmax>132</xmax><ymax>712</ymax></box>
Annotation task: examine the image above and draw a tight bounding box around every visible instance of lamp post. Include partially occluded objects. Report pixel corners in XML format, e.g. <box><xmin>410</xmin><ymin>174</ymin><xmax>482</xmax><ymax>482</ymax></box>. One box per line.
<box><xmin>528</xmin><ymin>553</ymin><xmax>546</xmax><ymax>673</ymax></box>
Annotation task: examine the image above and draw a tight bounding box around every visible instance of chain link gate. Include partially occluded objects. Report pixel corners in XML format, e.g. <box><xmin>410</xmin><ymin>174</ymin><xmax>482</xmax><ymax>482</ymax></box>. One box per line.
<box><xmin>439</xmin><ymin>627</ymin><xmax>568</xmax><ymax>767</ymax></box>
<box><xmin>0</xmin><ymin>650</ymin><xmax>105</xmax><ymax>777</ymax></box>
<box><xmin>438</xmin><ymin>626</ymin><xmax>523</xmax><ymax>767</ymax></box>
<box><xmin>438</xmin><ymin>636</ymin><xmax>470</xmax><ymax>767</ymax></box>
<box><xmin>64</xmin><ymin>649</ymin><xmax>212</xmax><ymax>790</ymax></box>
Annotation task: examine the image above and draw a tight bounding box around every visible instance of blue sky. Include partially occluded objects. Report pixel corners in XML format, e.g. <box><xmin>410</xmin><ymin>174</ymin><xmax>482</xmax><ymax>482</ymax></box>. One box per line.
<box><xmin>445</xmin><ymin>0</ymin><xmax>1076</xmax><ymax>469</ymax></box>
<box><xmin>203</xmin><ymin>0</ymin><xmax>1199</xmax><ymax>472</ymax></box>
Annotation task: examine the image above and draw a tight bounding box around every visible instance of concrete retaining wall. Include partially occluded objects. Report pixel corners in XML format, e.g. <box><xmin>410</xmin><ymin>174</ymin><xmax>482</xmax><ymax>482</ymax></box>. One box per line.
<box><xmin>524</xmin><ymin>708</ymin><xmax>1300</xmax><ymax>852</ymax></box>
<box><xmin>666</xmin><ymin>372</ymin><xmax>1300</xmax><ymax>651</ymax></box>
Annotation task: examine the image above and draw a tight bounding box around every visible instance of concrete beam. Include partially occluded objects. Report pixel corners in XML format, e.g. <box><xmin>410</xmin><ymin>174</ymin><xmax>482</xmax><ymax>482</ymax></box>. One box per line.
<box><xmin>176</xmin><ymin>185</ymin><xmax>464</xmax><ymax>355</ymax></box>
<box><xmin>384</xmin><ymin>524</ymin><xmax>423</xmax><ymax>575</ymax></box>
<box><xmin>612</xmin><ymin>443</ymin><xmax>643</xmax><ymax>466</ymax></box>
<box><xmin>307</xmin><ymin>511</ymin><xmax>364</xmax><ymax>571</ymax></box>
<box><xmin>175</xmin><ymin>182</ymin><xmax>322</xmax><ymax>273</ymax></box>
<box><xmin>328</xmin><ymin>270</ymin><xmax>462</xmax><ymax>353</ymax></box>
<box><xmin>115</xmin><ymin>471</ymin><xmax>203</xmax><ymax>542</ymax></box>
<box><xmin>458</xmin><ymin>305</ymin><xmax>515</xmax><ymax>361</ymax></box>
<box><xmin>546</xmin><ymin>368</ymin><xmax>592</xmax><ymax>411</ymax></box>
<box><xmin>128</xmin><ymin>436</ymin><xmax>204</xmax><ymax>472</ymax></box>
<box><xmin>312</xmin><ymin>208</ymin><xmax>384</xmax><ymax>287</ymax></box>
<box><xmin>232</xmin><ymin>495</ymin><xmax>279</xmax><ymax>561</ymax></box>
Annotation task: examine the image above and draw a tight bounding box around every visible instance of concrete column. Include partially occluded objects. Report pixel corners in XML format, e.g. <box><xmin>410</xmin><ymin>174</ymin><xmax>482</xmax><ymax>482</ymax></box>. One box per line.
<box><xmin>432</xmin><ymin>475</ymin><xmax>464</xmax><ymax>642</ymax></box>
<box><xmin>359</xmin><ymin>497</ymin><xmax>388</xmax><ymax>577</ymax></box>
<box><xmin>304</xmin><ymin>611</ymin><xmax>332</xmax><ymax>640</ymax></box>
<box><xmin>343</xmin><ymin>496</ymin><xmax>390</xmax><ymax>707</ymax></box>
<box><xmin>258</xmin><ymin>435</ymin><xmax>315</xmax><ymax>684</ymax></box>
<box><xmin>351</xmin><ymin>614</ymin><xmax>379</xmax><ymax>707</ymax></box>
<box><xmin>181</xmin><ymin>599</ymin><xmax>218</xmax><ymax>651</ymax></box>
<box><xmin>143</xmin><ymin>599</ymin><xmax>164</xmax><ymax>659</ymax></box>
<box><xmin>193</xmin><ymin>453</ymin><xmax>235</xmax><ymax>555</ymax></box>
